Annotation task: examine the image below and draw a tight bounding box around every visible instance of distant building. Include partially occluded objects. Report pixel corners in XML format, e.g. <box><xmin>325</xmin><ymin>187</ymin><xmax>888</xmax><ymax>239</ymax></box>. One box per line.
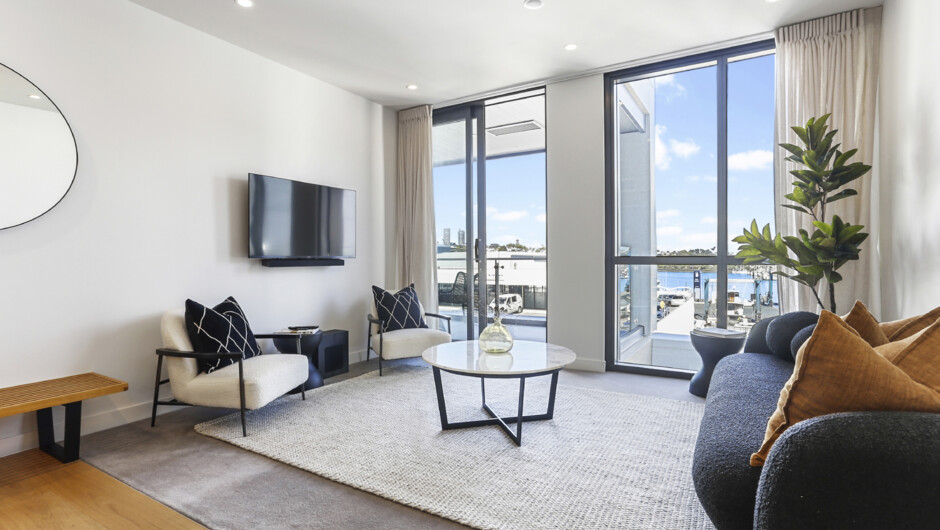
<box><xmin>443</xmin><ymin>228</ymin><xmax>451</xmax><ymax>245</ymax></box>
<box><xmin>458</xmin><ymin>229</ymin><xmax>466</xmax><ymax>246</ymax></box>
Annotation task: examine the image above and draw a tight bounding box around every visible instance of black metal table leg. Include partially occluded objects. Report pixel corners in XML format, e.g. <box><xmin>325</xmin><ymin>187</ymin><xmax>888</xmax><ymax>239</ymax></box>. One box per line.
<box><xmin>433</xmin><ymin>368</ymin><xmax>561</xmax><ymax>446</ymax></box>
<box><xmin>432</xmin><ymin>366</ymin><xmax>449</xmax><ymax>428</ymax></box>
<box><xmin>37</xmin><ymin>401</ymin><xmax>82</xmax><ymax>463</ymax></box>
<box><xmin>546</xmin><ymin>371</ymin><xmax>559</xmax><ymax>418</ymax></box>
<box><xmin>515</xmin><ymin>377</ymin><xmax>525</xmax><ymax>444</ymax></box>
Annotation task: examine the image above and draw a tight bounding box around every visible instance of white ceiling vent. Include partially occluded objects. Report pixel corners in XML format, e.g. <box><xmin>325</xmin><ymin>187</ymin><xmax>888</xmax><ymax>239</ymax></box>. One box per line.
<box><xmin>486</xmin><ymin>120</ymin><xmax>543</xmax><ymax>136</ymax></box>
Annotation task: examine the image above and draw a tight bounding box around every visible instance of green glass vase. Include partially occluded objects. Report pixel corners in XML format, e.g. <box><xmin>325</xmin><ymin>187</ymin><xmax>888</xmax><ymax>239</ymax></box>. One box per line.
<box><xmin>479</xmin><ymin>315</ymin><xmax>513</xmax><ymax>353</ymax></box>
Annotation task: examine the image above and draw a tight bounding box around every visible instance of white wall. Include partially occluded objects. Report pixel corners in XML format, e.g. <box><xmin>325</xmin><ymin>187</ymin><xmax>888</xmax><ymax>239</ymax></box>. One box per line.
<box><xmin>546</xmin><ymin>75</ymin><xmax>607</xmax><ymax>372</ymax></box>
<box><xmin>878</xmin><ymin>0</ymin><xmax>940</xmax><ymax>320</ymax></box>
<box><xmin>0</xmin><ymin>0</ymin><xmax>391</xmax><ymax>457</ymax></box>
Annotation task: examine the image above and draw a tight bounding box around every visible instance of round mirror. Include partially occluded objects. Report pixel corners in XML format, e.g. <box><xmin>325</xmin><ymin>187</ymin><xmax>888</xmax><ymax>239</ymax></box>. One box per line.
<box><xmin>0</xmin><ymin>63</ymin><xmax>77</xmax><ymax>229</ymax></box>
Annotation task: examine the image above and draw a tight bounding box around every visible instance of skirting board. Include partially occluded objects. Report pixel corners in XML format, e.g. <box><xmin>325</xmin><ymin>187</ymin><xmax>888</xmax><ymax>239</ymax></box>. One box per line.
<box><xmin>0</xmin><ymin>347</ymin><xmax>370</xmax><ymax>459</ymax></box>
<box><xmin>0</xmin><ymin>347</ymin><xmax>600</xmax><ymax>458</ymax></box>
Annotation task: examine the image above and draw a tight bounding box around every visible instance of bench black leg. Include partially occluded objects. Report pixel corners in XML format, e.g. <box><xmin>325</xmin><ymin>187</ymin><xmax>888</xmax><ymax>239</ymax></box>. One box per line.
<box><xmin>37</xmin><ymin>401</ymin><xmax>82</xmax><ymax>463</ymax></box>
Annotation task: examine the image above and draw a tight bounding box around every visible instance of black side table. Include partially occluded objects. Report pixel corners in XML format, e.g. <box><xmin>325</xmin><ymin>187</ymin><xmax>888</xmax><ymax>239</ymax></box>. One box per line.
<box><xmin>689</xmin><ymin>328</ymin><xmax>746</xmax><ymax>398</ymax></box>
<box><xmin>272</xmin><ymin>329</ymin><xmax>349</xmax><ymax>379</ymax></box>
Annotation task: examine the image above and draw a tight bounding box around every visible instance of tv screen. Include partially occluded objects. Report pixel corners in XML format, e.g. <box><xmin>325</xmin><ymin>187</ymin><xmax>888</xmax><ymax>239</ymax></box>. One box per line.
<box><xmin>248</xmin><ymin>173</ymin><xmax>356</xmax><ymax>259</ymax></box>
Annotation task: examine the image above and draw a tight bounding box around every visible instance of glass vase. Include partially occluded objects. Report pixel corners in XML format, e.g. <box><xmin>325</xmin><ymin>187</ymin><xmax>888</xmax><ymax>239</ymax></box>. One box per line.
<box><xmin>479</xmin><ymin>315</ymin><xmax>514</xmax><ymax>353</ymax></box>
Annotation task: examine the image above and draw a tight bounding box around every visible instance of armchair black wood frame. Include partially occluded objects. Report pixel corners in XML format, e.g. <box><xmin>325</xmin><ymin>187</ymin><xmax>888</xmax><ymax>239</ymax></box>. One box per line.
<box><xmin>151</xmin><ymin>347</ymin><xmax>306</xmax><ymax>437</ymax></box>
<box><xmin>366</xmin><ymin>312</ymin><xmax>452</xmax><ymax>376</ymax></box>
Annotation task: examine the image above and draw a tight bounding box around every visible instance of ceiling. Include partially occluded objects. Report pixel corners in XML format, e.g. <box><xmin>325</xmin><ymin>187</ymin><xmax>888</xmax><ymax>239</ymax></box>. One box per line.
<box><xmin>127</xmin><ymin>0</ymin><xmax>881</xmax><ymax>109</ymax></box>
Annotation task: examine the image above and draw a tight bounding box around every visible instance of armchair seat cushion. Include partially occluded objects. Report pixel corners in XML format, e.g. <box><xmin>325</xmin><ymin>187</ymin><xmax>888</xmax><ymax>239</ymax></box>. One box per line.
<box><xmin>377</xmin><ymin>328</ymin><xmax>451</xmax><ymax>360</ymax></box>
<box><xmin>173</xmin><ymin>353</ymin><xmax>308</xmax><ymax>410</ymax></box>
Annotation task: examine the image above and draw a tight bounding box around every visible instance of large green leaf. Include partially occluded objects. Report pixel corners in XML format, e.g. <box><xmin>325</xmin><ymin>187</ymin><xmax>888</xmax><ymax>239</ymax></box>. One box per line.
<box><xmin>825</xmin><ymin>189</ymin><xmax>858</xmax><ymax>203</ymax></box>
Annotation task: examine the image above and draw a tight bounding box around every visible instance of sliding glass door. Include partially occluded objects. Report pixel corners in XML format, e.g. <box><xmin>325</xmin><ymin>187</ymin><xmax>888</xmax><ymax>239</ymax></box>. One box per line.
<box><xmin>432</xmin><ymin>89</ymin><xmax>547</xmax><ymax>342</ymax></box>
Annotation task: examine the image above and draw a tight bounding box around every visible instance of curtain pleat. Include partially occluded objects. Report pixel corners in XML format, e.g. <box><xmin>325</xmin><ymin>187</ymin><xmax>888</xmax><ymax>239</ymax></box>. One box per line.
<box><xmin>774</xmin><ymin>6</ymin><xmax>882</xmax><ymax>315</ymax></box>
<box><xmin>395</xmin><ymin>105</ymin><xmax>438</xmax><ymax>312</ymax></box>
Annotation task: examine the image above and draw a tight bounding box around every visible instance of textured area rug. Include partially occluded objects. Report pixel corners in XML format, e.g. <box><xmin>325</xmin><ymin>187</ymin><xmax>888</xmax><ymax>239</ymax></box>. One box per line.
<box><xmin>196</xmin><ymin>365</ymin><xmax>712</xmax><ymax>530</ymax></box>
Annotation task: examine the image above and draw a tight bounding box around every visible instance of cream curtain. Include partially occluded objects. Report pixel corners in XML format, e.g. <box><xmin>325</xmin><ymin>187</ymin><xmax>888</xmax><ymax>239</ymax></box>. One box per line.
<box><xmin>774</xmin><ymin>7</ymin><xmax>882</xmax><ymax>315</ymax></box>
<box><xmin>394</xmin><ymin>105</ymin><xmax>438</xmax><ymax>312</ymax></box>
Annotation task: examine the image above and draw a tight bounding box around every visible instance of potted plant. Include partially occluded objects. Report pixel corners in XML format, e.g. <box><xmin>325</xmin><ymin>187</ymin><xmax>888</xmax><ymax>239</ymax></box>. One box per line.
<box><xmin>733</xmin><ymin>114</ymin><xmax>872</xmax><ymax>313</ymax></box>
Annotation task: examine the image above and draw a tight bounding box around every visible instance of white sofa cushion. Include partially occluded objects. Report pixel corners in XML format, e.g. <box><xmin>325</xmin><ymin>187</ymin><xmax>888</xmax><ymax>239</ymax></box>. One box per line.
<box><xmin>173</xmin><ymin>353</ymin><xmax>308</xmax><ymax>410</ymax></box>
<box><xmin>376</xmin><ymin>328</ymin><xmax>451</xmax><ymax>360</ymax></box>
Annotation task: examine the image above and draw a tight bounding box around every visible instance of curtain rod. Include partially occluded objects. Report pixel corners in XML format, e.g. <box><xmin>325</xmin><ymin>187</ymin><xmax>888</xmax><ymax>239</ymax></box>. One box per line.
<box><xmin>431</xmin><ymin>31</ymin><xmax>774</xmax><ymax>109</ymax></box>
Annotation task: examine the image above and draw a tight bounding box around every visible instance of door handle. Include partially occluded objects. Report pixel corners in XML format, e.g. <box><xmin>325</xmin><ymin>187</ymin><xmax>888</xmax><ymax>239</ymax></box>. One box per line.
<box><xmin>474</xmin><ymin>238</ymin><xmax>481</xmax><ymax>261</ymax></box>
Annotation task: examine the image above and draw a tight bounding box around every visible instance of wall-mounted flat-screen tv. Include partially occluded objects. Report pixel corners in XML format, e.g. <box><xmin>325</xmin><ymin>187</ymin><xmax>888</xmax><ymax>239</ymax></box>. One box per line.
<box><xmin>248</xmin><ymin>173</ymin><xmax>356</xmax><ymax>260</ymax></box>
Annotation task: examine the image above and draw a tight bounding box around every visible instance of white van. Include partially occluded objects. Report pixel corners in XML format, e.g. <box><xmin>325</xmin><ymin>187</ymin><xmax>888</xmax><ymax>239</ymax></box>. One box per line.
<box><xmin>489</xmin><ymin>293</ymin><xmax>523</xmax><ymax>314</ymax></box>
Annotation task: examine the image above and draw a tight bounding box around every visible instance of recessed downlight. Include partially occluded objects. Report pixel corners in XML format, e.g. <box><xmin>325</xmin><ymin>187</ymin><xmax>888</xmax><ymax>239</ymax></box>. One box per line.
<box><xmin>564</xmin><ymin>44</ymin><xmax>578</xmax><ymax>51</ymax></box>
<box><xmin>406</xmin><ymin>84</ymin><xmax>418</xmax><ymax>91</ymax></box>
<box><xmin>235</xmin><ymin>0</ymin><xmax>254</xmax><ymax>7</ymax></box>
<box><xmin>28</xmin><ymin>94</ymin><xmax>42</xmax><ymax>99</ymax></box>
<box><xmin>523</xmin><ymin>0</ymin><xmax>544</xmax><ymax>10</ymax></box>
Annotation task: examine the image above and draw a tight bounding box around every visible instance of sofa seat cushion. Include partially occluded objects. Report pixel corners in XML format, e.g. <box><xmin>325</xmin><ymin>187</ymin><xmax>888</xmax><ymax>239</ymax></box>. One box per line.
<box><xmin>173</xmin><ymin>353</ymin><xmax>308</xmax><ymax>410</ymax></box>
<box><xmin>692</xmin><ymin>353</ymin><xmax>795</xmax><ymax>530</ymax></box>
<box><xmin>377</xmin><ymin>328</ymin><xmax>451</xmax><ymax>360</ymax></box>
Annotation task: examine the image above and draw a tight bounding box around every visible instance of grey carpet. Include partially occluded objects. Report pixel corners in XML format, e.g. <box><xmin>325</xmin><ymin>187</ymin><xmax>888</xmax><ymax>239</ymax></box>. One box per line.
<box><xmin>195</xmin><ymin>364</ymin><xmax>712</xmax><ymax>530</ymax></box>
<box><xmin>80</xmin><ymin>358</ymin><xmax>705</xmax><ymax>529</ymax></box>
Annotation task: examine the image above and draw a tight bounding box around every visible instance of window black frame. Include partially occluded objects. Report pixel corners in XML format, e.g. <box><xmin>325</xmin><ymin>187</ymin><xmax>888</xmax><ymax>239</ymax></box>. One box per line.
<box><xmin>432</xmin><ymin>87</ymin><xmax>549</xmax><ymax>340</ymax></box>
<box><xmin>603</xmin><ymin>39</ymin><xmax>776</xmax><ymax>378</ymax></box>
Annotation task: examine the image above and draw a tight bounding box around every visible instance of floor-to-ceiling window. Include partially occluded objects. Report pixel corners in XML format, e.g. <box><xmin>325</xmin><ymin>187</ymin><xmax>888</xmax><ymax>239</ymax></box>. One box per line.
<box><xmin>605</xmin><ymin>41</ymin><xmax>776</xmax><ymax>375</ymax></box>
<box><xmin>432</xmin><ymin>89</ymin><xmax>547</xmax><ymax>342</ymax></box>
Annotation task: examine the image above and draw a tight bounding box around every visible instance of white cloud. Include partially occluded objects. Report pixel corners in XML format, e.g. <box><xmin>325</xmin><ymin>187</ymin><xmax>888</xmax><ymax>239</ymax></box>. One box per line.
<box><xmin>491</xmin><ymin>210</ymin><xmax>529</xmax><ymax>222</ymax></box>
<box><xmin>536</xmin><ymin>213</ymin><xmax>546</xmax><ymax>222</ymax></box>
<box><xmin>668</xmin><ymin>138</ymin><xmax>700</xmax><ymax>158</ymax></box>
<box><xmin>486</xmin><ymin>206</ymin><xmax>498</xmax><ymax>215</ymax></box>
<box><xmin>657</xmin><ymin>209</ymin><xmax>681</xmax><ymax>220</ymax></box>
<box><xmin>728</xmin><ymin>149</ymin><xmax>773</xmax><ymax>171</ymax></box>
<box><xmin>491</xmin><ymin>234</ymin><xmax>520</xmax><ymax>245</ymax></box>
<box><xmin>700</xmin><ymin>216</ymin><xmax>717</xmax><ymax>224</ymax></box>
<box><xmin>656</xmin><ymin>125</ymin><xmax>700</xmax><ymax>170</ymax></box>
<box><xmin>657</xmin><ymin>226</ymin><xmax>683</xmax><ymax>236</ymax></box>
<box><xmin>654</xmin><ymin>74</ymin><xmax>687</xmax><ymax>99</ymax></box>
<box><xmin>680</xmin><ymin>232</ymin><xmax>716</xmax><ymax>246</ymax></box>
<box><xmin>686</xmin><ymin>174</ymin><xmax>717</xmax><ymax>183</ymax></box>
<box><xmin>655</xmin><ymin>125</ymin><xmax>671</xmax><ymax>170</ymax></box>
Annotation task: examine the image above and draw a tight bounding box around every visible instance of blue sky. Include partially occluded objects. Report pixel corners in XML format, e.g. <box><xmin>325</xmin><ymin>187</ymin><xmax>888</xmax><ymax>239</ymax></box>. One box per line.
<box><xmin>653</xmin><ymin>54</ymin><xmax>775</xmax><ymax>253</ymax></box>
<box><xmin>432</xmin><ymin>53</ymin><xmax>774</xmax><ymax>253</ymax></box>
<box><xmin>434</xmin><ymin>149</ymin><xmax>547</xmax><ymax>249</ymax></box>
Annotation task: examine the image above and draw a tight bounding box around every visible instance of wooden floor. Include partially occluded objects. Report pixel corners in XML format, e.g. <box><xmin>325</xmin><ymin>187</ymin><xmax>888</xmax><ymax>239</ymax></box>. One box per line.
<box><xmin>0</xmin><ymin>449</ymin><xmax>202</xmax><ymax>529</ymax></box>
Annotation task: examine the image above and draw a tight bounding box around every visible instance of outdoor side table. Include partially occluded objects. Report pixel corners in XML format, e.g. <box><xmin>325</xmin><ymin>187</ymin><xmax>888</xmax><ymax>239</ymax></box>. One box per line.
<box><xmin>689</xmin><ymin>328</ymin><xmax>746</xmax><ymax>398</ymax></box>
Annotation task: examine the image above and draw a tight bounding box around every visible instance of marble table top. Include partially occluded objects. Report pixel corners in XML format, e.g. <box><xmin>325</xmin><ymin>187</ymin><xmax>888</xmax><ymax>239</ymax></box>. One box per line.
<box><xmin>422</xmin><ymin>340</ymin><xmax>577</xmax><ymax>376</ymax></box>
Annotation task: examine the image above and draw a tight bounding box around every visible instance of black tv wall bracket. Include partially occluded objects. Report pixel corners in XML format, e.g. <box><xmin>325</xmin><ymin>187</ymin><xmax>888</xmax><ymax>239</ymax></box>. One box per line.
<box><xmin>261</xmin><ymin>259</ymin><xmax>344</xmax><ymax>267</ymax></box>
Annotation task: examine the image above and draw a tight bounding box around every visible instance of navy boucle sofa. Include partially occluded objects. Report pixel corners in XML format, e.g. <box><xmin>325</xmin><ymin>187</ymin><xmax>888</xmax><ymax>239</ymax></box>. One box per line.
<box><xmin>691</xmin><ymin>313</ymin><xmax>940</xmax><ymax>529</ymax></box>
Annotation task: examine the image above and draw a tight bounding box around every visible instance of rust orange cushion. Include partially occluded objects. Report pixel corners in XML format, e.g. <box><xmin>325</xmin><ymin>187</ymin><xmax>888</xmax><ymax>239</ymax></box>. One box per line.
<box><xmin>876</xmin><ymin>321</ymin><xmax>940</xmax><ymax>391</ymax></box>
<box><xmin>842</xmin><ymin>300</ymin><xmax>889</xmax><ymax>346</ymax></box>
<box><xmin>880</xmin><ymin>306</ymin><xmax>940</xmax><ymax>341</ymax></box>
<box><xmin>750</xmin><ymin>311</ymin><xmax>940</xmax><ymax>467</ymax></box>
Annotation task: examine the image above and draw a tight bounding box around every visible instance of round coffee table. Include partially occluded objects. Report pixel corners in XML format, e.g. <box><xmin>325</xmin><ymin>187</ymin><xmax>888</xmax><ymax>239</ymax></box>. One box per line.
<box><xmin>422</xmin><ymin>340</ymin><xmax>577</xmax><ymax>446</ymax></box>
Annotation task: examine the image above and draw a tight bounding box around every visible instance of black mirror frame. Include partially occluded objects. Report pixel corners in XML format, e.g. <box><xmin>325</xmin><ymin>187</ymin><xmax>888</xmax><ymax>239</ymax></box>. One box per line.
<box><xmin>0</xmin><ymin>61</ymin><xmax>78</xmax><ymax>230</ymax></box>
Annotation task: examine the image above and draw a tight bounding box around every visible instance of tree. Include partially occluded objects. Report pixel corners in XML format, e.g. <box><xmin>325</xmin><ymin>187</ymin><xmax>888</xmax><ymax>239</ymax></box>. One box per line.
<box><xmin>733</xmin><ymin>114</ymin><xmax>871</xmax><ymax>313</ymax></box>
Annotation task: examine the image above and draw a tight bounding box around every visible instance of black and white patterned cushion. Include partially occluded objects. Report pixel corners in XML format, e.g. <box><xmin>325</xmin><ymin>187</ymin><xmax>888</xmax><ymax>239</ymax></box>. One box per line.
<box><xmin>185</xmin><ymin>296</ymin><xmax>262</xmax><ymax>374</ymax></box>
<box><xmin>372</xmin><ymin>284</ymin><xmax>428</xmax><ymax>332</ymax></box>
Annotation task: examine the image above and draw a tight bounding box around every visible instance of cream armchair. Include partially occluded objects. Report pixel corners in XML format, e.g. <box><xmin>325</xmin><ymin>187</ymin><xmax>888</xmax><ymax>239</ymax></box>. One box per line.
<box><xmin>367</xmin><ymin>301</ymin><xmax>451</xmax><ymax>376</ymax></box>
<box><xmin>151</xmin><ymin>309</ymin><xmax>308</xmax><ymax>436</ymax></box>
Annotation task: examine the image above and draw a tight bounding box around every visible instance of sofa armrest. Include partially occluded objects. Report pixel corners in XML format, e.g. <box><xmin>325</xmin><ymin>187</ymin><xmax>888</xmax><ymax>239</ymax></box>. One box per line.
<box><xmin>755</xmin><ymin>411</ymin><xmax>940</xmax><ymax>529</ymax></box>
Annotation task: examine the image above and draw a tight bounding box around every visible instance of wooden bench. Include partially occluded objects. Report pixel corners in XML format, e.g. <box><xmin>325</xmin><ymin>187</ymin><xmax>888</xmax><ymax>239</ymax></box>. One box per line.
<box><xmin>0</xmin><ymin>373</ymin><xmax>128</xmax><ymax>463</ymax></box>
